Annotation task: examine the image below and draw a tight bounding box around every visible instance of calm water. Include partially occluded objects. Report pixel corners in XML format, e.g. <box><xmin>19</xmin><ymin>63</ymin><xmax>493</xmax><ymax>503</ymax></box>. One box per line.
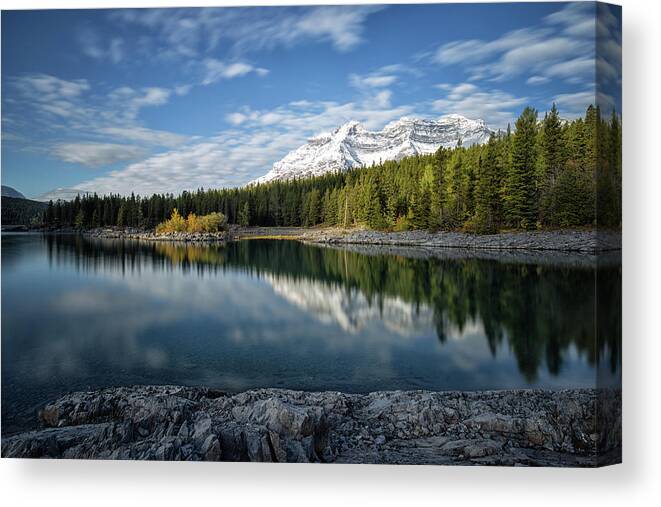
<box><xmin>1</xmin><ymin>233</ymin><xmax>621</xmax><ymax>435</ymax></box>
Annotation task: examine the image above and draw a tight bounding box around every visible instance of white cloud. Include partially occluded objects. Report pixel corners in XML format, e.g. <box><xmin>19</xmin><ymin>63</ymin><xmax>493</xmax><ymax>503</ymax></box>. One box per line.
<box><xmin>201</xmin><ymin>59</ymin><xmax>269</xmax><ymax>86</ymax></box>
<box><xmin>434</xmin><ymin>28</ymin><xmax>545</xmax><ymax>67</ymax></box>
<box><xmin>130</xmin><ymin>87</ymin><xmax>170</xmax><ymax>108</ymax></box>
<box><xmin>551</xmin><ymin>89</ymin><xmax>614</xmax><ymax>118</ymax></box>
<box><xmin>446</xmin><ymin>83</ymin><xmax>479</xmax><ymax>100</ymax></box>
<box><xmin>13</xmin><ymin>74</ymin><xmax>89</xmax><ymax>99</ymax></box>
<box><xmin>109</xmin><ymin>5</ymin><xmax>381</xmax><ymax>59</ymax></box>
<box><xmin>76</xmin><ymin>131</ymin><xmax>301</xmax><ymax>195</ymax></box>
<box><xmin>97</xmin><ymin>127</ymin><xmax>190</xmax><ymax>148</ymax></box>
<box><xmin>433</xmin><ymin>3</ymin><xmax>597</xmax><ymax>85</ymax></box>
<box><xmin>107</xmin><ymin>86</ymin><xmax>172</xmax><ymax>121</ymax></box>
<box><xmin>52</xmin><ymin>143</ymin><xmax>148</xmax><ymax>168</ymax></box>
<box><xmin>6</xmin><ymin>73</ymin><xmax>193</xmax><ymax>164</ymax></box>
<box><xmin>432</xmin><ymin>84</ymin><xmax>527</xmax><ymax>128</ymax></box>
<box><xmin>527</xmin><ymin>76</ymin><xmax>550</xmax><ymax>86</ymax></box>
<box><xmin>289</xmin><ymin>6</ymin><xmax>380</xmax><ymax>52</ymax></box>
<box><xmin>370</xmin><ymin>90</ymin><xmax>393</xmax><ymax>109</ymax></box>
<box><xmin>545</xmin><ymin>2</ymin><xmax>594</xmax><ymax>28</ymax></box>
<box><xmin>544</xmin><ymin>57</ymin><xmax>595</xmax><ymax>83</ymax></box>
<box><xmin>227</xmin><ymin>96</ymin><xmax>415</xmax><ymax>135</ymax></box>
<box><xmin>79</xmin><ymin>28</ymin><xmax>125</xmax><ymax>63</ymax></box>
<box><xmin>349</xmin><ymin>73</ymin><xmax>397</xmax><ymax>89</ymax></box>
<box><xmin>174</xmin><ymin>84</ymin><xmax>192</xmax><ymax>96</ymax></box>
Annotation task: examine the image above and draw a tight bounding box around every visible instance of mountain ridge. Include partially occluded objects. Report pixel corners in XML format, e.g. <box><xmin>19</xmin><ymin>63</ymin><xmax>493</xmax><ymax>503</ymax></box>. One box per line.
<box><xmin>252</xmin><ymin>114</ymin><xmax>493</xmax><ymax>184</ymax></box>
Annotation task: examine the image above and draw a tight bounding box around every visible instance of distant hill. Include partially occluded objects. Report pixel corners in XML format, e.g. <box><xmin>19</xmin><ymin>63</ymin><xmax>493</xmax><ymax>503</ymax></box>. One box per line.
<box><xmin>1</xmin><ymin>185</ymin><xmax>26</xmax><ymax>199</ymax></box>
<box><xmin>1</xmin><ymin>196</ymin><xmax>47</xmax><ymax>226</ymax></box>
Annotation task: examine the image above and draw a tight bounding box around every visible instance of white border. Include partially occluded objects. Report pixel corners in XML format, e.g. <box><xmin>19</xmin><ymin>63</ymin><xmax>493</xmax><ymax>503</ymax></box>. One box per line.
<box><xmin>2</xmin><ymin>1</ymin><xmax>660</xmax><ymax>505</ymax></box>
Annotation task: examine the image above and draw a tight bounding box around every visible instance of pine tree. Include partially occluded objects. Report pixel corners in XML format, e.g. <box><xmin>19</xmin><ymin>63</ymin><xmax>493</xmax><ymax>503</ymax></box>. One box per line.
<box><xmin>539</xmin><ymin>103</ymin><xmax>563</xmax><ymax>224</ymax></box>
<box><xmin>505</xmin><ymin>107</ymin><xmax>538</xmax><ymax>229</ymax></box>
<box><xmin>116</xmin><ymin>203</ymin><xmax>126</xmax><ymax>227</ymax></box>
<box><xmin>474</xmin><ymin>135</ymin><xmax>501</xmax><ymax>233</ymax></box>
<box><xmin>430</xmin><ymin>148</ymin><xmax>447</xmax><ymax>229</ymax></box>
<box><xmin>238</xmin><ymin>201</ymin><xmax>250</xmax><ymax>227</ymax></box>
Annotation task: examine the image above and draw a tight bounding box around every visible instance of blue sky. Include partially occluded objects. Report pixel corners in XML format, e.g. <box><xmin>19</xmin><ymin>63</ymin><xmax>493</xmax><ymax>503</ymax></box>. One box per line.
<box><xmin>1</xmin><ymin>2</ymin><xmax>621</xmax><ymax>198</ymax></box>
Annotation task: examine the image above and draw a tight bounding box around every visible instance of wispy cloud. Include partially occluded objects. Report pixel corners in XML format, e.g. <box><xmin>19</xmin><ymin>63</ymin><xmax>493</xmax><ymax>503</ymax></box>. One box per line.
<box><xmin>109</xmin><ymin>5</ymin><xmax>381</xmax><ymax>59</ymax></box>
<box><xmin>433</xmin><ymin>2</ymin><xmax>596</xmax><ymax>84</ymax></box>
<box><xmin>5</xmin><ymin>74</ymin><xmax>191</xmax><ymax>166</ymax></box>
<box><xmin>96</xmin><ymin>127</ymin><xmax>190</xmax><ymax>148</ymax></box>
<box><xmin>79</xmin><ymin>28</ymin><xmax>124</xmax><ymax>63</ymax></box>
<box><xmin>552</xmin><ymin>89</ymin><xmax>615</xmax><ymax>118</ymax></box>
<box><xmin>432</xmin><ymin>82</ymin><xmax>527</xmax><ymax>128</ymax></box>
<box><xmin>107</xmin><ymin>86</ymin><xmax>172</xmax><ymax>121</ymax></box>
<box><xmin>52</xmin><ymin>142</ymin><xmax>147</xmax><ymax>168</ymax></box>
<box><xmin>76</xmin><ymin>131</ymin><xmax>301</xmax><ymax>195</ymax></box>
<box><xmin>349</xmin><ymin>73</ymin><xmax>398</xmax><ymax>89</ymax></box>
<box><xmin>201</xmin><ymin>59</ymin><xmax>269</xmax><ymax>86</ymax></box>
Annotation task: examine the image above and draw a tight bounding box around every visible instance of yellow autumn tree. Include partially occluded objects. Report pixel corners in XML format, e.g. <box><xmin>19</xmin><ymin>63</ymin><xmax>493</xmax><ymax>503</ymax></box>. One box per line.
<box><xmin>156</xmin><ymin>210</ymin><xmax>227</xmax><ymax>234</ymax></box>
<box><xmin>156</xmin><ymin>208</ymin><xmax>187</xmax><ymax>233</ymax></box>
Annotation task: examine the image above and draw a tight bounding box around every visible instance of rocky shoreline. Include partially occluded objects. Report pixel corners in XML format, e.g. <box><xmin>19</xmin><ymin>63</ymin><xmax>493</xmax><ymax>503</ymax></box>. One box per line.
<box><xmin>24</xmin><ymin>226</ymin><xmax>621</xmax><ymax>253</ymax></box>
<box><xmin>1</xmin><ymin>386</ymin><xmax>621</xmax><ymax>466</ymax></box>
<box><xmin>84</xmin><ymin>227</ymin><xmax>231</xmax><ymax>243</ymax></box>
<box><xmin>299</xmin><ymin>228</ymin><xmax>622</xmax><ymax>253</ymax></box>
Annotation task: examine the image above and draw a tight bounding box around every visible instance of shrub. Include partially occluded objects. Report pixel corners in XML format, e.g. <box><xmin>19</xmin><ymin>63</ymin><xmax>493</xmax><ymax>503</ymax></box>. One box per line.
<box><xmin>200</xmin><ymin>212</ymin><xmax>227</xmax><ymax>232</ymax></box>
<box><xmin>156</xmin><ymin>209</ymin><xmax>227</xmax><ymax>234</ymax></box>
<box><xmin>156</xmin><ymin>209</ymin><xmax>187</xmax><ymax>233</ymax></box>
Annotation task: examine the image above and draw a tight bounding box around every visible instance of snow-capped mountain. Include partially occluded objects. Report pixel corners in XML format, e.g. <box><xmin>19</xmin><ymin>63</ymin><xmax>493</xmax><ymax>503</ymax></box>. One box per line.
<box><xmin>253</xmin><ymin>114</ymin><xmax>493</xmax><ymax>184</ymax></box>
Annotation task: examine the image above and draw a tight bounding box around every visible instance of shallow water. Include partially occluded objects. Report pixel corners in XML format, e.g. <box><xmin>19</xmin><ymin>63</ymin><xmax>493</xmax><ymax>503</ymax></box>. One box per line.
<box><xmin>1</xmin><ymin>233</ymin><xmax>621</xmax><ymax>434</ymax></box>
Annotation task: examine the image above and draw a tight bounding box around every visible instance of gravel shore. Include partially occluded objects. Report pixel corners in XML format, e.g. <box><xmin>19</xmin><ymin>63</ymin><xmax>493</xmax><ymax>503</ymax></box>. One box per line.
<box><xmin>47</xmin><ymin>226</ymin><xmax>621</xmax><ymax>253</ymax></box>
<box><xmin>84</xmin><ymin>227</ymin><xmax>231</xmax><ymax>243</ymax></box>
<box><xmin>299</xmin><ymin>228</ymin><xmax>621</xmax><ymax>253</ymax></box>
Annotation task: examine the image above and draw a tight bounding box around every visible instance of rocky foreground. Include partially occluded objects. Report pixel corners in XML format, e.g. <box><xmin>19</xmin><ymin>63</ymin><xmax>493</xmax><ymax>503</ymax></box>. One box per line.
<box><xmin>2</xmin><ymin>386</ymin><xmax>621</xmax><ymax>466</ymax></box>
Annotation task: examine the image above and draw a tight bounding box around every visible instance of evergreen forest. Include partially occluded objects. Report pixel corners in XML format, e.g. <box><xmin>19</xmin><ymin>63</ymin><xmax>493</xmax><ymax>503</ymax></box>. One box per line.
<box><xmin>42</xmin><ymin>105</ymin><xmax>622</xmax><ymax>233</ymax></box>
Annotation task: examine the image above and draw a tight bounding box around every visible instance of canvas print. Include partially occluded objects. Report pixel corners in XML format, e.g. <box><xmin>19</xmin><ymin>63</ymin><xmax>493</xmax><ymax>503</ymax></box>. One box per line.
<box><xmin>1</xmin><ymin>2</ymin><xmax>621</xmax><ymax>466</ymax></box>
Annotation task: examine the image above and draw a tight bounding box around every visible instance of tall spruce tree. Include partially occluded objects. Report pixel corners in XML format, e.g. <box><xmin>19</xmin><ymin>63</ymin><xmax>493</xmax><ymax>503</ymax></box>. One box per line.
<box><xmin>505</xmin><ymin>107</ymin><xmax>539</xmax><ymax>229</ymax></box>
<box><xmin>539</xmin><ymin>103</ymin><xmax>563</xmax><ymax>224</ymax></box>
<box><xmin>474</xmin><ymin>135</ymin><xmax>501</xmax><ymax>233</ymax></box>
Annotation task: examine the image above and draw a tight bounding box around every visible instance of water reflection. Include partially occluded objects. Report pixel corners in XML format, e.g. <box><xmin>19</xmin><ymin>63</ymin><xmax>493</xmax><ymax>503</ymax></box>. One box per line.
<box><xmin>2</xmin><ymin>233</ymin><xmax>621</xmax><ymax>434</ymax></box>
<box><xmin>42</xmin><ymin>235</ymin><xmax>620</xmax><ymax>380</ymax></box>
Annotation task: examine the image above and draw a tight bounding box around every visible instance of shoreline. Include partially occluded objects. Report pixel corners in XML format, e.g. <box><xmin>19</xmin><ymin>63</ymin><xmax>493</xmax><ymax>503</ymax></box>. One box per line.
<box><xmin>1</xmin><ymin>385</ymin><xmax>621</xmax><ymax>466</ymax></box>
<box><xmin>84</xmin><ymin>228</ymin><xmax>231</xmax><ymax>243</ymax></box>
<box><xmin>297</xmin><ymin>227</ymin><xmax>621</xmax><ymax>253</ymax></box>
<box><xmin>23</xmin><ymin>226</ymin><xmax>623</xmax><ymax>253</ymax></box>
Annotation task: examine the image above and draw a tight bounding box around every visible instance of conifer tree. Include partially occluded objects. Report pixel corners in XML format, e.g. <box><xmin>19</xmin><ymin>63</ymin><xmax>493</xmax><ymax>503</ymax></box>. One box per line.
<box><xmin>505</xmin><ymin>107</ymin><xmax>538</xmax><ymax>229</ymax></box>
<box><xmin>474</xmin><ymin>135</ymin><xmax>501</xmax><ymax>233</ymax></box>
<box><xmin>238</xmin><ymin>201</ymin><xmax>250</xmax><ymax>227</ymax></box>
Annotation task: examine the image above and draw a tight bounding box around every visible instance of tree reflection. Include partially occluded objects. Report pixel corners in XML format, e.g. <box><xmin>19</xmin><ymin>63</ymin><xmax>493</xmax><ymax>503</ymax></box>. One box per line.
<box><xmin>42</xmin><ymin>234</ymin><xmax>621</xmax><ymax>381</ymax></box>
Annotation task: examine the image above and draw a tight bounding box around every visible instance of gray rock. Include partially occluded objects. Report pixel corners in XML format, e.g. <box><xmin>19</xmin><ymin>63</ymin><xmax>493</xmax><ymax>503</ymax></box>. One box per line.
<box><xmin>301</xmin><ymin>228</ymin><xmax>621</xmax><ymax>254</ymax></box>
<box><xmin>1</xmin><ymin>386</ymin><xmax>621</xmax><ymax>467</ymax></box>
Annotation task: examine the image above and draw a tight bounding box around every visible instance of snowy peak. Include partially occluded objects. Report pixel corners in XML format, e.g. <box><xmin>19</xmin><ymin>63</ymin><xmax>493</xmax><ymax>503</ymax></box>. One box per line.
<box><xmin>253</xmin><ymin>115</ymin><xmax>492</xmax><ymax>184</ymax></box>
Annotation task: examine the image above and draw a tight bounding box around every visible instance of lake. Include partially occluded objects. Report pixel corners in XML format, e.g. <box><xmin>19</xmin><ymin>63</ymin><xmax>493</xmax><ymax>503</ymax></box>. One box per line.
<box><xmin>1</xmin><ymin>233</ymin><xmax>621</xmax><ymax>435</ymax></box>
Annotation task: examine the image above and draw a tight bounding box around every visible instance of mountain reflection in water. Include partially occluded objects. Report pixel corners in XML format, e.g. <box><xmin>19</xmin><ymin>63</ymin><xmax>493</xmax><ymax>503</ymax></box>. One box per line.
<box><xmin>1</xmin><ymin>234</ymin><xmax>621</xmax><ymax>434</ymax></box>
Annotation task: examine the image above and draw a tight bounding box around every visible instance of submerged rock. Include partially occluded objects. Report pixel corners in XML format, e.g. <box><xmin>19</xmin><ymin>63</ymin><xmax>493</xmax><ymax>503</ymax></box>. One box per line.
<box><xmin>1</xmin><ymin>386</ymin><xmax>621</xmax><ymax>466</ymax></box>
